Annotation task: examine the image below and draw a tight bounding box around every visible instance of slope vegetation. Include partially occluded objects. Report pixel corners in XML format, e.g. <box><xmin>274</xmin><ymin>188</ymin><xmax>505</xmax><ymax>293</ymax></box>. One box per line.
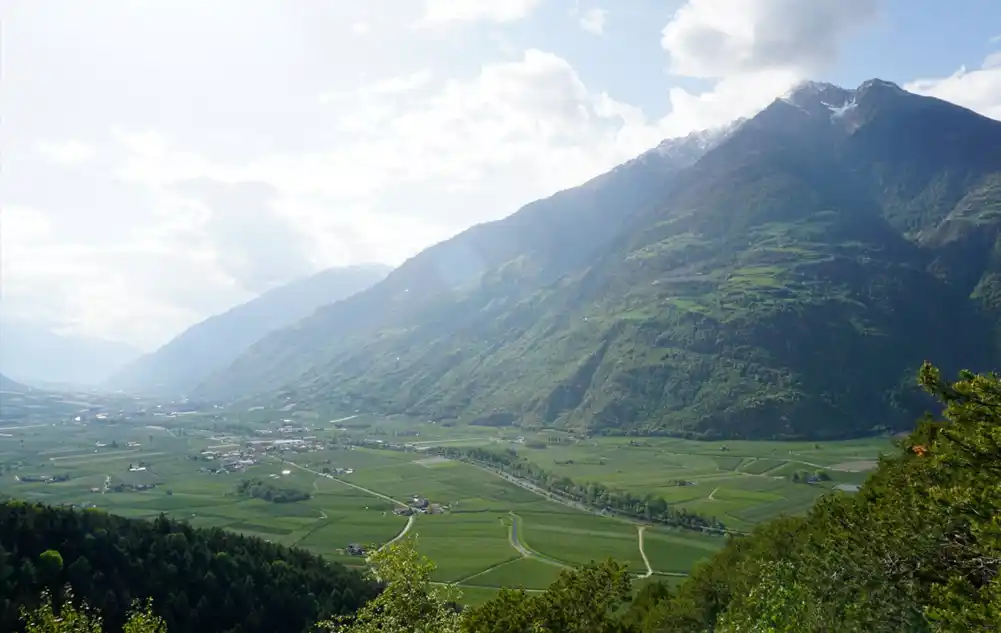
<box><xmin>196</xmin><ymin>80</ymin><xmax>1001</xmax><ymax>439</ymax></box>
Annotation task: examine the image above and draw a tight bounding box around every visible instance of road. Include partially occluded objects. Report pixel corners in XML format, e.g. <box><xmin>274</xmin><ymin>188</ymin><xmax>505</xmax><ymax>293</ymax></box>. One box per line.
<box><xmin>279</xmin><ymin>458</ymin><xmax>416</xmax><ymax>548</ymax></box>
<box><xmin>636</xmin><ymin>526</ymin><xmax>653</xmax><ymax>578</ymax></box>
<box><xmin>383</xmin><ymin>515</ymin><xmax>415</xmax><ymax>550</ymax></box>
<box><xmin>506</xmin><ymin>513</ymin><xmax>569</xmax><ymax>568</ymax></box>
<box><xmin>280</xmin><ymin>458</ymin><xmax>409</xmax><ymax>507</ymax></box>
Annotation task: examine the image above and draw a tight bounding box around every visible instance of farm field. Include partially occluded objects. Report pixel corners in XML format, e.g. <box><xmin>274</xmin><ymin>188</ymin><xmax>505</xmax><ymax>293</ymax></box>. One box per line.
<box><xmin>0</xmin><ymin>397</ymin><xmax>894</xmax><ymax>603</ymax></box>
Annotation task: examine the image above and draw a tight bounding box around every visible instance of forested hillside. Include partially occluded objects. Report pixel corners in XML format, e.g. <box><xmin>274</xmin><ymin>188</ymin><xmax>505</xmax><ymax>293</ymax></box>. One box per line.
<box><xmin>0</xmin><ymin>502</ymin><xmax>376</xmax><ymax>633</ymax></box>
<box><xmin>194</xmin><ymin>80</ymin><xmax>1001</xmax><ymax>439</ymax></box>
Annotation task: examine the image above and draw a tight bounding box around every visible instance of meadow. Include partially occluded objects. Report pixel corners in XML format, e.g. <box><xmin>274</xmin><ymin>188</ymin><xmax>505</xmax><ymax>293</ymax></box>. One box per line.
<box><xmin>0</xmin><ymin>399</ymin><xmax>894</xmax><ymax>604</ymax></box>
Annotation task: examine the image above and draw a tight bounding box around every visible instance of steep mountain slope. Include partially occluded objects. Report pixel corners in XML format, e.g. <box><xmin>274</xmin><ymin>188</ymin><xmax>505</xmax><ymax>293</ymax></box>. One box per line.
<box><xmin>192</xmin><ymin>127</ymin><xmax>739</xmax><ymax>402</ymax></box>
<box><xmin>196</xmin><ymin>81</ymin><xmax>1001</xmax><ymax>438</ymax></box>
<box><xmin>0</xmin><ymin>322</ymin><xmax>141</xmax><ymax>387</ymax></box>
<box><xmin>108</xmin><ymin>264</ymin><xmax>390</xmax><ymax>395</ymax></box>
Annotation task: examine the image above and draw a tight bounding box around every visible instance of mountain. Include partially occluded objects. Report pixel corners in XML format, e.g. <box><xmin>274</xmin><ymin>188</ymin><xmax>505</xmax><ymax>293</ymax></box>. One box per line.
<box><xmin>0</xmin><ymin>322</ymin><xmax>141</xmax><ymax>387</ymax></box>
<box><xmin>190</xmin><ymin>126</ymin><xmax>741</xmax><ymax>404</ymax></box>
<box><xmin>194</xmin><ymin>79</ymin><xmax>1001</xmax><ymax>439</ymax></box>
<box><xmin>108</xmin><ymin>264</ymin><xmax>391</xmax><ymax>396</ymax></box>
<box><xmin>0</xmin><ymin>373</ymin><xmax>28</xmax><ymax>392</ymax></box>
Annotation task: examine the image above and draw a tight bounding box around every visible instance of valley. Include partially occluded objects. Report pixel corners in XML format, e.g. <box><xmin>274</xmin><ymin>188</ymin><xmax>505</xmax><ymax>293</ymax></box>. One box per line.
<box><xmin>0</xmin><ymin>390</ymin><xmax>889</xmax><ymax>605</ymax></box>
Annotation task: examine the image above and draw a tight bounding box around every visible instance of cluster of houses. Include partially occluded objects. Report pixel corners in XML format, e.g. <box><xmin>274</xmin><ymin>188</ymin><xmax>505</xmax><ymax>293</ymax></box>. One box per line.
<box><xmin>393</xmin><ymin>495</ymin><xmax>447</xmax><ymax>516</ymax></box>
<box><xmin>93</xmin><ymin>482</ymin><xmax>157</xmax><ymax>493</ymax></box>
<box><xmin>16</xmin><ymin>474</ymin><xmax>70</xmax><ymax>484</ymax></box>
<box><xmin>348</xmin><ymin>438</ymin><xmax>432</xmax><ymax>453</ymax></box>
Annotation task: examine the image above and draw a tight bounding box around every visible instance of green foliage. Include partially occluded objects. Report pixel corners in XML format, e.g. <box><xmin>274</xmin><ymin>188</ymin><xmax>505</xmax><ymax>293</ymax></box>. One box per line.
<box><xmin>642</xmin><ymin>363</ymin><xmax>1001</xmax><ymax>632</ymax></box>
<box><xmin>121</xmin><ymin>600</ymin><xmax>167</xmax><ymax>633</ymax></box>
<box><xmin>461</xmin><ymin>559</ymin><xmax>632</xmax><ymax>633</ymax></box>
<box><xmin>0</xmin><ymin>502</ymin><xmax>376</xmax><ymax>633</ymax></box>
<box><xmin>21</xmin><ymin>590</ymin><xmax>166</xmax><ymax>633</ymax></box>
<box><xmin>318</xmin><ymin>537</ymin><xmax>462</xmax><ymax>633</ymax></box>
<box><xmin>235</xmin><ymin>477</ymin><xmax>312</xmax><ymax>503</ymax></box>
<box><xmin>21</xmin><ymin>589</ymin><xmax>102</xmax><ymax>633</ymax></box>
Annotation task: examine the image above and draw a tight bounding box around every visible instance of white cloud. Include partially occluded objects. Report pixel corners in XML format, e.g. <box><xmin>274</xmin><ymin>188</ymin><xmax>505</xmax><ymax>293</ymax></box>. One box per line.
<box><xmin>33</xmin><ymin>140</ymin><xmax>96</xmax><ymax>165</ymax></box>
<box><xmin>905</xmin><ymin>51</ymin><xmax>1001</xmax><ymax>121</ymax></box>
<box><xmin>661</xmin><ymin>0</ymin><xmax>877</xmax><ymax>78</ymax></box>
<box><xmin>419</xmin><ymin>0</ymin><xmax>543</xmax><ymax>25</ymax></box>
<box><xmin>655</xmin><ymin>0</ymin><xmax>878</xmax><ymax>133</ymax></box>
<box><xmin>319</xmin><ymin>70</ymin><xmax>434</xmax><ymax>104</ymax></box>
<box><xmin>578</xmin><ymin>8</ymin><xmax>607</xmax><ymax>36</ymax></box>
<box><xmin>4</xmin><ymin>48</ymin><xmax>670</xmax><ymax>349</ymax></box>
<box><xmin>0</xmin><ymin>0</ymin><xmax>943</xmax><ymax>353</ymax></box>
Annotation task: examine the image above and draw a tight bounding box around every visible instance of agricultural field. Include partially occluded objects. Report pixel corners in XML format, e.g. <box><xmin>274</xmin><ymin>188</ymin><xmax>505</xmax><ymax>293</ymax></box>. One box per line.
<box><xmin>0</xmin><ymin>395</ymin><xmax>894</xmax><ymax>603</ymax></box>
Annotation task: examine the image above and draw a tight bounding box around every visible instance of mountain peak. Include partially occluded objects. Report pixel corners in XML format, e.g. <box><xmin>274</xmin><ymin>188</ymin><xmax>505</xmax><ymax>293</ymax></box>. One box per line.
<box><xmin>771</xmin><ymin>77</ymin><xmax>914</xmax><ymax>129</ymax></box>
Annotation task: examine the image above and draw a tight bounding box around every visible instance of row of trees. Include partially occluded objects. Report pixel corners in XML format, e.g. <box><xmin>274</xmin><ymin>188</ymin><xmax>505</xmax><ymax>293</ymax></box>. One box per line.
<box><xmin>435</xmin><ymin>446</ymin><xmax>727</xmax><ymax>533</ymax></box>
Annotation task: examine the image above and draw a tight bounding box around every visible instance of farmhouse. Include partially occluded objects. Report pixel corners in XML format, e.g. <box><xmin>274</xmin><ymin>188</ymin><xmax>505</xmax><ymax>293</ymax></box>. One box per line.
<box><xmin>345</xmin><ymin>544</ymin><xmax>366</xmax><ymax>556</ymax></box>
<box><xmin>411</xmin><ymin>496</ymin><xmax>430</xmax><ymax>510</ymax></box>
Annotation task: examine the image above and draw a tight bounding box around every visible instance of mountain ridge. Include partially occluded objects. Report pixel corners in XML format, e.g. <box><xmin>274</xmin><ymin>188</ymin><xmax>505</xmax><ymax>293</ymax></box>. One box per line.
<box><xmin>108</xmin><ymin>264</ymin><xmax>391</xmax><ymax>395</ymax></box>
<box><xmin>193</xmin><ymin>78</ymin><xmax>1001</xmax><ymax>439</ymax></box>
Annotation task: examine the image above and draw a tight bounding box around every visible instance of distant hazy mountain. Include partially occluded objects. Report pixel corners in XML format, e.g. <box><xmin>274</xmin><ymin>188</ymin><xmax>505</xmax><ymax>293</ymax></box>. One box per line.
<box><xmin>108</xmin><ymin>264</ymin><xmax>391</xmax><ymax>395</ymax></box>
<box><xmin>194</xmin><ymin>79</ymin><xmax>1001</xmax><ymax>439</ymax></box>
<box><xmin>0</xmin><ymin>373</ymin><xmax>28</xmax><ymax>392</ymax></box>
<box><xmin>0</xmin><ymin>322</ymin><xmax>141</xmax><ymax>387</ymax></box>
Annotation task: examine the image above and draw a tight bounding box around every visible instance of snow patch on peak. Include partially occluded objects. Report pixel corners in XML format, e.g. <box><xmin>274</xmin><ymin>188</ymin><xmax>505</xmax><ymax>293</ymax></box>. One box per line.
<box><xmin>653</xmin><ymin>117</ymin><xmax>746</xmax><ymax>158</ymax></box>
<box><xmin>824</xmin><ymin>98</ymin><xmax>858</xmax><ymax>119</ymax></box>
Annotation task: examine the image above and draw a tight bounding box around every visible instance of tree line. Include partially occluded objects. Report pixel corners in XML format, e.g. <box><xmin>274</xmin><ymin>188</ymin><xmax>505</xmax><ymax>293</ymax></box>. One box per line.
<box><xmin>235</xmin><ymin>477</ymin><xmax>312</xmax><ymax>503</ymax></box>
<box><xmin>434</xmin><ymin>446</ymin><xmax>728</xmax><ymax>533</ymax></box>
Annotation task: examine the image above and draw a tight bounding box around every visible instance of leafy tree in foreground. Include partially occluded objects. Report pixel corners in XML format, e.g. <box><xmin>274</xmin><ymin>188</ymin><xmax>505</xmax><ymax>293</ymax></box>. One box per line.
<box><xmin>317</xmin><ymin>537</ymin><xmax>462</xmax><ymax>633</ymax></box>
<box><xmin>461</xmin><ymin>558</ymin><xmax>632</xmax><ymax>633</ymax></box>
<box><xmin>319</xmin><ymin>536</ymin><xmax>635</xmax><ymax>633</ymax></box>
<box><xmin>21</xmin><ymin>589</ymin><xmax>165</xmax><ymax>633</ymax></box>
<box><xmin>646</xmin><ymin>363</ymin><xmax>1001</xmax><ymax>633</ymax></box>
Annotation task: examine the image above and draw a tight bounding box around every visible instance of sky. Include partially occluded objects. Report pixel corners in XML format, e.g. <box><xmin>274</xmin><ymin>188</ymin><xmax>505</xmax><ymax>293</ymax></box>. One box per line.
<box><xmin>2</xmin><ymin>0</ymin><xmax>1000</xmax><ymax>351</ymax></box>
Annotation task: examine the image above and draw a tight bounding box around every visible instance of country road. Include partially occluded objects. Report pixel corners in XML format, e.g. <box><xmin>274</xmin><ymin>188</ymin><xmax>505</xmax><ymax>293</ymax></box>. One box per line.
<box><xmin>506</xmin><ymin>512</ymin><xmax>569</xmax><ymax>568</ymax></box>
<box><xmin>278</xmin><ymin>458</ymin><xmax>416</xmax><ymax>548</ymax></box>
<box><xmin>383</xmin><ymin>515</ymin><xmax>415</xmax><ymax>550</ymax></box>
<box><xmin>637</xmin><ymin>526</ymin><xmax>653</xmax><ymax>578</ymax></box>
<box><xmin>280</xmin><ymin>458</ymin><xmax>409</xmax><ymax>507</ymax></box>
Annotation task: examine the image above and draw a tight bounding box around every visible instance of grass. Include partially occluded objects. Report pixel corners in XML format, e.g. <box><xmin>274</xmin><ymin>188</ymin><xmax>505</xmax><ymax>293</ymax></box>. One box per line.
<box><xmin>462</xmin><ymin>556</ymin><xmax>566</xmax><ymax>589</ymax></box>
<box><xmin>0</xmin><ymin>401</ymin><xmax>893</xmax><ymax>604</ymax></box>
